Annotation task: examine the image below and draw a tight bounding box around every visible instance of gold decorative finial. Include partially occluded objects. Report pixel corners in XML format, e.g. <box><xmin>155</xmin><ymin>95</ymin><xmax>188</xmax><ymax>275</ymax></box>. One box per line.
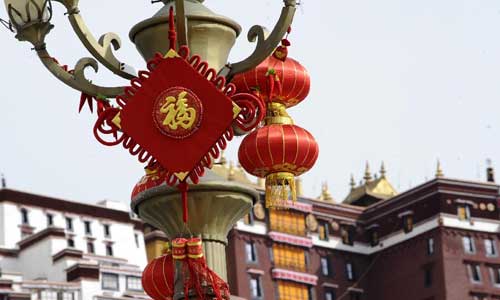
<box><xmin>295</xmin><ymin>177</ymin><xmax>304</xmax><ymax>197</ymax></box>
<box><xmin>364</xmin><ymin>161</ymin><xmax>372</xmax><ymax>183</ymax></box>
<box><xmin>350</xmin><ymin>174</ymin><xmax>356</xmax><ymax>189</ymax></box>
<box><xmin>380</xmin><ymin>161</ymin><xmax>386</xmax><ymax>178</ymax></box>
<box><xmin>436</xmin><ymin>160</ymin><xmax>444</xmax><ymax>178</ymax></box>
<box><xmin>318</xmin><ymin>182</ymin><xmax>334</xmax><ymax>201</ymax></box>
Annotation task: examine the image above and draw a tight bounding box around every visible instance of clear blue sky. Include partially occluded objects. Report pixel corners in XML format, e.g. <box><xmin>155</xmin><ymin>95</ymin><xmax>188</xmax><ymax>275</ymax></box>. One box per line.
<box><xmin>1</xmin><ymin>0</ymin><xmax>500</xmax><ymax>204</ymax></box>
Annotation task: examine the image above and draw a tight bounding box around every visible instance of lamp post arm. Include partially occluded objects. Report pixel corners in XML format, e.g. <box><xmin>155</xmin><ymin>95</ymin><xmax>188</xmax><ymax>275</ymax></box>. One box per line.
<box><xmin>222</xmin><ymin>0</ymin><xmax>297</xmax><ymax>80</ymax></box>
<box><xmin>52</xmin><ymin>0</ymin><xmax>137</xmax><ymax>80</ymax></box>
<box><xmin>37</xmin><ymin>48</ymin><xmax>125</xmax><ymax>97</ymax></box>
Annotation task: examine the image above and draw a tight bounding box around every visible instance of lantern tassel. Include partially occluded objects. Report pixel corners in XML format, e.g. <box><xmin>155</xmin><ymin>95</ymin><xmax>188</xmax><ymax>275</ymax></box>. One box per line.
<box><xmin>265</xmin><ymin>172</ymin><xmax>297</xmax><ymax>209</ymax></box>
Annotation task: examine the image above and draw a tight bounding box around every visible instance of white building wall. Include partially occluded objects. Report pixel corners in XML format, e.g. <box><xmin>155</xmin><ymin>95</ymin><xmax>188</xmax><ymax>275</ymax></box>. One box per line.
<box><xmin>3</xmin><ymin>202</ymin><xmax>22</xmax><ymax>248</ymax></box>
<box><xmin>0</xmin><ymin>195</ymin><xmax>147</xmax><ymax>300</ymax></box>
<box><xmin>0</xmin><ymin>203</ymin><xmax>5</xmax><ymax>246</ymax></box>
<box><xmin>0</xmin><ymin>201</ymin><xmax>147</xmax><ymax>269</ymax></box>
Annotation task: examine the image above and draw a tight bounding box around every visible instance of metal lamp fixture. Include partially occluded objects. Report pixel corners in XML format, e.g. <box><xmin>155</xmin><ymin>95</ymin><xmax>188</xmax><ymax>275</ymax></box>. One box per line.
<box><xmin>1</xmin><ymin>0</ymin><xmax>297</xmax><ymax>98</ymax></box>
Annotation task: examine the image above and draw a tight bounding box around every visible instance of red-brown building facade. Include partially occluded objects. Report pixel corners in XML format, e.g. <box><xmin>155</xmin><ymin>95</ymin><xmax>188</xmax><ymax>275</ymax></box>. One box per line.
<box><xmin>225</xmin><ymin>168</ymin><xmax>500</xmax><ymax>300</ymax></box>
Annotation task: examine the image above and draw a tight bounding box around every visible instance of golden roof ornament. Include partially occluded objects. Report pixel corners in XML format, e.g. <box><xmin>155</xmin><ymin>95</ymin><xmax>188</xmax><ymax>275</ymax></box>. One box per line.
<box><xmin>380</xmin><ymin>161</ymin><xmax>387</xmax><ymax>178</ymax></box>
<box><xmin>436</xmin><ymin>160</ymin><xmax>444</xmax><ymax>178</ymax></box>
<box><xmin>363</xmin><ymin>161</ymin><xmax>372</xmax><ymax>183</ymax></box>
<box><xmin>350</xmin><ymin>174</ymin><xmax>356</xmax><ymax>190</ymax></box>
<box><xmin>296</xmin><ymin>177</ymin><xmax>304</xmax><ymax>197</ymax></box>
<box><xmin>318</xmin><ymin>182</ymin><xmax>334</xmax><ymax>202</ymax></box>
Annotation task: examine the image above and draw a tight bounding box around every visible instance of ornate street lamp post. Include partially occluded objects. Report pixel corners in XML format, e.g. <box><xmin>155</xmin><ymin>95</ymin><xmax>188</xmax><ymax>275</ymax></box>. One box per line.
<box><xmin>2</xmin><ymin>0</ymin><xmax>298</xmax><ymax>299</ymax></box>
<box><xmin>2</xmin><ymin>0</ymin><xmax>297</xmax><ymax>96</ymax></box>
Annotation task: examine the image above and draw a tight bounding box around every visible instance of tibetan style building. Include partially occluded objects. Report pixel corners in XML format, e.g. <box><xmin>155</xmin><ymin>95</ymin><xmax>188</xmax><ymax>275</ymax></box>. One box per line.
<box><xmin>0</xmin><ymin>189</ymin><xmax>148</xmax><ymax>300</ymax></box>
<box><xmin>146</xmin><ymin>161</ymin><xmax>500</xmax><ymax>300</ymax></box>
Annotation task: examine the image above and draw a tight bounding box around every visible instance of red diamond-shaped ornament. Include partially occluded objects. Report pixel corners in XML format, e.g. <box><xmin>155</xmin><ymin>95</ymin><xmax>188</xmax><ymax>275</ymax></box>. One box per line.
<box><xmin>111</xmin><ymin>49</ymin><xmax>240</xmax><ymax>181</ymax></box>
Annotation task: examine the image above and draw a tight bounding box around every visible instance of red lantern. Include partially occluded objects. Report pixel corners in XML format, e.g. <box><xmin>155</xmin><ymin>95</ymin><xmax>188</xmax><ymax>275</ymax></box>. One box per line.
<box><xmin>231</xmin><ymin>55</ymin><xmax>310</xmax><ymax>108</ymax></box>
<box><xmin>238</xmin><ymin>118</ymin><xmax>319</xmax><ymax>208</ymax></box>
<box><xmin>142</xmin><ymin>251</ymin><xmax>174</xmax><ymax>300</ymax></box>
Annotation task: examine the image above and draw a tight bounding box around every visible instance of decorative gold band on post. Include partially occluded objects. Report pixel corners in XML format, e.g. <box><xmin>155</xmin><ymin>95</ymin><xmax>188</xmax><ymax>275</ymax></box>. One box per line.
<box><xmin>187</xmin><ymin>237</ymin><xmax>204</xmax><ymax>259</ymax></box>
<box><xmin>172</xmin><ymin>238</ymin><xmax>187</xmax><ymax>260</ymax></box>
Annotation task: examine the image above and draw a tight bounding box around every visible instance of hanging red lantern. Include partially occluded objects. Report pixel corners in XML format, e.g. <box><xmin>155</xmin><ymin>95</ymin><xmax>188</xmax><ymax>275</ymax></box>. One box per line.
<box><xmin>238</xmin><ymin>107</ymin><xmax>319</xmax><ymax>208</ymax></box>
<box><xmin>231</xmin><ymin>54</ymin><xmax>310</xmax><ymax>108</ymax></box>
<box><xmin>142</xmin><ymin>250</ymin><xmax>175</xmax><ymax>300</ymax></box>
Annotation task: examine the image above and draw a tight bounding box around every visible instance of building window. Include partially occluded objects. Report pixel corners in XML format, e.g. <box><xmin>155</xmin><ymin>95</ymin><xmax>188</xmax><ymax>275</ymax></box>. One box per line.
<box><xmin>369</xmin><ymin>229</ymin><xmax>379</xmax><ymax>247</ymax></box>
<box><xmin>59</xmin><ymin>292</ymin><xmax>74</xmax><ymax>300</ymax></box>
<box><xmin>424</xmin><ymin>266</ymin><xmax>433</xmax><ymax>287</ymax></box>
<box><xmin>102</xmin><ymin>273</ymin><xmax>119</xmax><ymax>290</ymax></box>
<box><xmin>349</xmin><ymin>292</ymin><xmax>361</xmax><ymax>300</ymax></box>
<box><xmin>269</xmin><ymin>210</ymin><xmax>306</xmax><ymax>236</ymax></box>
<box><xmin>273</xmin><ymin>244</ymin><xmax>306</xmax><ymax>272</ymax></box>
<box><xmin>245</xmin><ymin>242</ymin><xmax>257</xmax><ymax>263</ymax></box>
<box><xmin>458</xmin><ymin>205</ymin><xmax>471</xmax><ymax>221</ymax></box>
<box><xmin>104</xmin><ymin>224</ymin><xmax>111</xmax><ymax>238</ymax></box>
<box><xmin>467</xmin><ymin>264</ymin><xmax>482</xmax><ymax>283</ymax></box>
<box><xmin>134</xmin><ymin>233</ymin><xmax>140</xmax><ymax>248</ymax></box>
<box><xmin>46</xmin><ymin>214</ymin><xmax>54</xmax><ymax>227</ymax></box>
<box><xmin>40</xmin><ymin>291</ymin><xmax>58</xmax><ymax>300</ymax></box>
<box><xmin>87</xmin><ymin>242</ymin><xmax>95</xmax><ymax>254</ymax></box>
<box><xmin>346</xmin><ymin>262</ymin><xmax>355</xmax><ymax>281</ymax></box>
<box><xmin>320</xmin><ymin>256</ymin><xmax>330</xmax><ymax>276</ymax></box>
<box><xmin>106</xmin><ymin>244</ymin><xmax>114</xmax><ymax>256</ymax></box>
<box><xmin>84</xmin><ymin>221</ymin><xmax>92</xmax><ymax>235</ymax></box>
<box><xmin>65</xmin><ymin>217</ymin><xmax>73</xmax><ymax>232</ymax></box>
<box><xmin>463</xmin><ymin>236</ymin><xmax>476</xmax><ymax>254</ymax></box>
<box><xmin>20</xmin><ymin>208</ymin><xmax>29</xmax><ymax>225</ymax></box>
<box><xmin>341</xmin><ymin>225</ymin><xmax>354</xmax><ymax>246</ymax></box>
<box><xmin>485</xmin><ymin>238</ymin><xmax>497</xmax><ymax>257</ymax></box>
<box><xmin>325</xmin><ymin>289</ymin><xmax>336</xmax><ymax>300</ymax></box>
<box><xmin>427</xmin><ymin>238</ymin><xmax>435</xmax><ymax>255</ymax></box>
<box><xmin>67</xmin><ymin>239</ymin><xmax>75</xmax><ymax>248</ymax></box>
<box><xmin>278</xmin><ymin>281</ymin><xmax>308</xmax><ymax>300</ymax></box>
<box><xmin>490</xmin><ymin>267</ymin><xmax>500</xmax><ymax>286</ymax></box>
<box><xmin>319</xmin><ymin>222</ymin><xmax>329</xmax><ymax>241</ymax></box>
<box><xmin>126</xmin><ymin>276</ymin><xmax>143</xmax><ymax>291</ymax></box>
<box><xmin>249</xmin><ymin>276</ymin><xmax>263</xmax><ymax>299</ymax></box>
<box><xmin>402</xmin><ymin>215</ymin><xmax>413</xmax><ymax>233</ymax></box>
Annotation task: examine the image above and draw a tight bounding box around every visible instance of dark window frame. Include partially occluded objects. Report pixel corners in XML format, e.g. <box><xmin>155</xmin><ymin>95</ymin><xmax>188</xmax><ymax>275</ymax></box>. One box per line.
<box><xmin>245</xmin><ymin>241</ymin><xmax>258</xmax><ymax>263</ymax></box>
<box><xmin>65</xmin><ymin>217</ymin><xmax>73</xmax><ymax>232</ymax></box>
<box><xmin>102</xmin><ymin>272</ymin><xmax>119</xmax><ymax>291</ymax></box>
<box><xmin>84</xmin><ymin>221</ymin><xmax>92</xmax><ymax>235</ymax></box>
<box><xmin>249</xmin><ymin>275</ymin><xmax>263</xmax><ymax>299</ymax></box>
<box><xmin>126</xmin><ymin>275</ymin><xmax>143</xmax><ymax>291</ymax></box>
<box><xmin>20</xmin><ymin>208</ymin><xmax>29</xmax><ymax>225</ymax></box>
<box><xmin>46</xmin><ymin>214</ymin><xmax>54</xmax><ymax>227</ymax></box>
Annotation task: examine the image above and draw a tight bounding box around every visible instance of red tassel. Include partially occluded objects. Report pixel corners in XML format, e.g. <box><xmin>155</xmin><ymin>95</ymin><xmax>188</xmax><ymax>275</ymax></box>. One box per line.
<box><xmin>186</xmin><ymin>238</ymin><xmax>230</xmax><ymax>300</ymax></box>
<box><xmin>178</xmin><ymin>181</ymin><xmax>189</xmax><ymax>223</ymax></box>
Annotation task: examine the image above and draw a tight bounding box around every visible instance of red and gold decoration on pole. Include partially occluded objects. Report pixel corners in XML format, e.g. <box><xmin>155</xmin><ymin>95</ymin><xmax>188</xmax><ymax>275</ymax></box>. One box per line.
<box><xmin>89</xmin><ymin>8</ymin><xmax>264</xmax><ymax>300</ymax></box>
<box><xmin>91</xmin><ymin>7</ymin><xmax>264</xmax><ymax>221</ymax></box>
<box><xmin>142</xmin><ymin>238</ymin><xmax>229</xmax><ymax>300</ymax></box>
<box><xmin>234</xmin><ymin>28</ymin><xmax>319</xmax><ymax>209</ymax></box>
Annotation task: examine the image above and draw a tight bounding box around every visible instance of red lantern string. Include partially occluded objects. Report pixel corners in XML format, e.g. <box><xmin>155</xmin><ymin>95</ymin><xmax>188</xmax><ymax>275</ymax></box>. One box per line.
<box><xmin>178</xmin><ymin>181</ymin><xmax>189</xmax><ymax>224</ymax></box>
<box><xmin>168</xmin><ymin>7</ymin><xmax>176</xmax><ymax>50</ymax></box>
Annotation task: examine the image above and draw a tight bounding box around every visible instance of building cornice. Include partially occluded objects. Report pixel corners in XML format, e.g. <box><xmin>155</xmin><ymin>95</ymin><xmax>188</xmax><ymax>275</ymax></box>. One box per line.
<box><xmin>0</xmin><ymin>189</ymin><xmax>143</xmax><ymax>228</ymax></box>
<box><xmin>18</xmin><ymin>227</ymin><xmax>66</xmax><ymax>251</ymax></box>
<box><xmin>52</xmin><ymin>248</ymin><xmax>84</xmax><ymax>263</ymax></box>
